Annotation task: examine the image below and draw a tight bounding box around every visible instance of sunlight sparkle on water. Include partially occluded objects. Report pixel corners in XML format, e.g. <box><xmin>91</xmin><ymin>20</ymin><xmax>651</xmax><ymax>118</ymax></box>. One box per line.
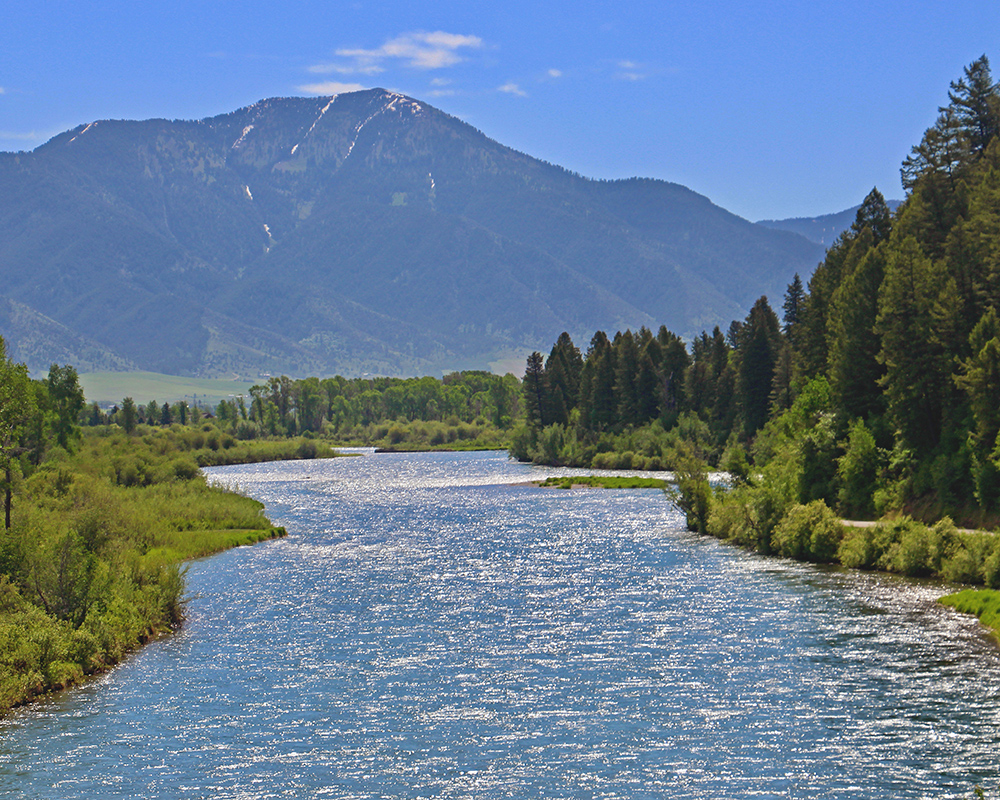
<box><xmin>1</xmin><ymin>451</ymin><xmax>998</xmax><ymax>799</ymax></box>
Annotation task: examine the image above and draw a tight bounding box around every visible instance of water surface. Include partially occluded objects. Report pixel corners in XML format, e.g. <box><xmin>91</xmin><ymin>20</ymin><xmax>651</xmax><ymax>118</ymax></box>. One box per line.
<box><xmin>1</xmin><ymin>451</ymin><xmax>998</xmax><ymax>799</ymax></box>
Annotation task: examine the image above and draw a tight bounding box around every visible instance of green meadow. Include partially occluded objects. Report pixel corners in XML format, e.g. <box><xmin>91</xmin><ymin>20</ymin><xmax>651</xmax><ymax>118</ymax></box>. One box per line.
<box><xmin>78</xmin><ymin>371</ymin><xmax>259</xmax><ymax>407</ymax></box>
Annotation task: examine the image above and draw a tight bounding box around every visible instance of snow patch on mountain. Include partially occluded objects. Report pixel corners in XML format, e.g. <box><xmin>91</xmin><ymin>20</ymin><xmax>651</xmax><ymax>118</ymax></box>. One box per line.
<box><xmin>67</xmin><ymin>122</ymin><xmax>97</xmax><ymax>144</ymax></box>
<box><xmin>232</xmin><ymin>124</ymin><xmax>255</xmax><ymax>150</ymax></box>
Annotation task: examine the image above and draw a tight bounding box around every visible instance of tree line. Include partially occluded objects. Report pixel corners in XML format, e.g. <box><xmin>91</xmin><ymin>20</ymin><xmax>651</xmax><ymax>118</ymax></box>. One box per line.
<box><xmin>84</xmin><ymin>371</ymin><xmax>521</xmax><ymax>441</ymax></box>
<box><xmin>516</xmin><ymin>55</ymin><xmax>1000</xmax><ymax>533</ymax></box>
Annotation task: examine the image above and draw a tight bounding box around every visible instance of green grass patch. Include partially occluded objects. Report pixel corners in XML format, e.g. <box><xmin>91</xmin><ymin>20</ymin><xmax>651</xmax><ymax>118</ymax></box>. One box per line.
<box><xmin>145</xmin><ymin>527</ymin><xmax>287</xmax><ymax>563</ymax></box>
<box><xmin>535</xmin><ymin>475</ymin><xmax>670</xmax><ymax>490</ymax></box>
<box><xmin>940</xmin><ymin>589</ymin><xmax>1000</xmax><ymax>640</ymax></box>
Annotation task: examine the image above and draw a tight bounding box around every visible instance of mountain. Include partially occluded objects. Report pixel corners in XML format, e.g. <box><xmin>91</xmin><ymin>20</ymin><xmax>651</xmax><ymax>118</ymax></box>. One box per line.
<box><xmin>756</xmin><ymin>200</ymin><xmax>903</xmax><ymax>247</ymax></box>
<box><xmin>0</xmin><ymin>89</ymin><xmax>825</xmax><ymax>377</ymax></box>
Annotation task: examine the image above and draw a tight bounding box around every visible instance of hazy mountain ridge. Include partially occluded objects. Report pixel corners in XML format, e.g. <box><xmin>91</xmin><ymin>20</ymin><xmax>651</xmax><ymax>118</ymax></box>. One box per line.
<box><xmin>0</xmin><ymin>89</ymin><xmax>825</xmax><ymax>377</ymax></box>
<box><xmin>757</xmin><ymin>200</ymin><xmax>903</xmax><ymax>246</ymax></box>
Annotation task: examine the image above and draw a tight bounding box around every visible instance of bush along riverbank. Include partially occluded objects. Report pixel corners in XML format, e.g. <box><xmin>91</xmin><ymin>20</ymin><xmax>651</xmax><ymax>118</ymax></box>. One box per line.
<box><xmin>660</xmin><ymin>364</ymin><xmax>1000</xmax><ymax>642</ymax></box>
<box><xmin>671</xmin><ymin>446</ymin><xmax>1000</xmax><ymax>638</ymax></box>
<box><xmin>0</xmin><ymin>389</ymin><xmax>337</xmax><ymax>712</ymax></box>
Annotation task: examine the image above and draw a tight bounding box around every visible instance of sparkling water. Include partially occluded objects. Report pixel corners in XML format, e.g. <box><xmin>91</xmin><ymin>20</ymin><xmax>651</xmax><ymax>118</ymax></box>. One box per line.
<box><xmin>2</xmin><ymin>451</ymin><xmax>998</xmax><ymax>799</ymax></box>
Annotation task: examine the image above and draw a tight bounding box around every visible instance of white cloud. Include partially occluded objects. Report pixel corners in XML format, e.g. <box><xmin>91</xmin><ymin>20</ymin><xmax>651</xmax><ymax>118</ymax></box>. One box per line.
<box><xmin>0</xmin><ymin>87</ymin><xmax>6</xmax><ymax>95</ymax></box>
<box><xmin>498</xmin><ymin>82</ymin><xmax>527</xmax><ymax>97</ymax></box>
<box><xmin>308</xmin><ymin>62</ymin><xmax>384</xmax><ymax>76</ymax></box>
<box><xmin>615</xmin><ymin>60</ymin><xmax>646</xmax><ymax>81</ymax></box>
<box><xmin>430</xmin><ymin>77</ymin><xmax>452</xmax><ymax>87</ymax></box>
<box><xmin>335</xmin><ymin>31</ymin><xmax>483</xmax><ymax>71</ymax></box>
<box><xmin>0</xmin><ymin>130</ymin><xmax>42</xmax><ymax>141</ymax></box>
<box><xmin>547</xmin><ymin>69</ymin><xmax>563</xmax><ymax>78</ymax></box>
<box><xmin>297</xmin><ymin>81</ymin><xmax>367</xmax><ymax>95</ymax></box>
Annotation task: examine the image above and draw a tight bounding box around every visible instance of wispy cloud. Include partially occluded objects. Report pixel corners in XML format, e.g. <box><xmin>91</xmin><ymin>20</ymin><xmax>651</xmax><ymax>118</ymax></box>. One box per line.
<box><xmin>330</xmin><ymin>31</ymin><xmax>483</xmax><ymax>73</ymax></box>
<box><xmin>427</xmin><ymin>78</ymin><xmax>456</xmax><ymax>97</ymax></box>
<box><xmin>308</xmin><ymin>62</ymin><xmax>384</xmax><ymax>76</ymax></box>
<box><xmin>547</xmin><ymin>69</ymin><xmax>563</xmax><ymax>79</ymax></box>
<box><xmin>0</xmin><ymin>130</ymin><xmax>42</xmax><ymax>141</ymax></box>
<box><xmin>297</xmin><ymin>81</ymin><xmax>367</xmax><ymax>96</ymax></box>
<box><xmin>0</xmin><ymin>87</ymin><xmax>6</xmax><ymax>95</ymax></box>
<box><xmin>616</xmin><ymin>60</ymin><xmax>646</xmax><ymax>81</ymax></box>
<box><xmin>498</xmin><ymin>82</ymin><xmax>527</xmax><ymax>97</ymax></box>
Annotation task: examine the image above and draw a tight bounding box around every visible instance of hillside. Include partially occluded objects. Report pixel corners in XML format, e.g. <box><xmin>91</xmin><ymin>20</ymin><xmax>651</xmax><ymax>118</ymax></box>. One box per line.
<box><xmin>0</xmin><ymin>89</ymin><xmax>824</xmax><ymax>377</ymax></box>
<box><xmin>757</xmin><ymin>200</ymin><xmax>903</xmax><ymax>247</ymax></box>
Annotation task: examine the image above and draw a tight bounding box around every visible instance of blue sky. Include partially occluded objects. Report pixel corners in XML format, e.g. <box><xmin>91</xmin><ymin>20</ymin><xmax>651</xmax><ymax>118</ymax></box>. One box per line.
<box><xmin>2</xmin><ymin>0</ymin><xmax>999</xmax><ymax>220</ymax></box>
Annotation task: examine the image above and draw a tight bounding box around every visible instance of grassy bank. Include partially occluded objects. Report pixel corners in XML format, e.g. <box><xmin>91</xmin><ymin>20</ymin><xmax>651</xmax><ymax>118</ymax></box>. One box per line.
<box><xmin>0</xmin><ymin>425</ymin><xmax>335</xmax><ymax>712</ymax></box>
<box><xmin>940</xmin><ymin>589</ymin><xmax>1000</xmax><ymax>642</ymax></box>
<box><xmin>535</xmin><ymin>475</ymin><xmax>670</xmax><ymax>490</ymax></box>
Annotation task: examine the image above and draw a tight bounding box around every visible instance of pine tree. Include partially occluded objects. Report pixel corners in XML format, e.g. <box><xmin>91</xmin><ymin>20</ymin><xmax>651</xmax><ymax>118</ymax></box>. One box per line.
<box><xmin>850</xmin><ymin>187</ymin><xmax>892</xmax><ymax>245</ymax></box>
<box><xmin>635</xmin><ymin>343</ymin><xmax>660</xmax><ymax>424</ymax></box>
<box><xmin>827</xmin><ymin>231</ymin><xmax>887</xmax><ymax>421</ymax></box>
<box><xmin>782</xmin><ymin>273</ymin><xmax>805</xmax><ymax>341</ymax></box>
<box><xmin>544</xmin><ymin>332</ymin><xmax>583</xmax><ymax>426</ymax></box>
<box><xmin>946</xmin><ymin>55</ymin><xmax>1000</xmax><ymax>155</ymax></box>
<box><xmin>121</xmin><ymin>397</ymin><xmax>137</xmax><ymax>435</ymax></box>
<box><xmin>737</xmin><ymin>297</ymin><xmax>781</xmax><ymax>438</ymax></box>
<box><xmin>522</xmin><ymin>351</ymin><xmax>548</xmax><ymax>430</ymax></box>
<box><xmin>579</xmin><ymin>331</ymin><xmax>616</xmax><ymax>432</ymax></box>
<box><xmin>876</xmin><ymin>237</ymin><xmax>951</xmax><ymax>453</ymax></box>
<box><xmin>613</xmin><ymin>330</ymin><xmax>640</xmax><ymax>427</ymax></box>
<box><xmin>657</xmin><ymin>326</ymin><xmax>690</xmax><ymax>418</ymax></box>
<box><xmin>955</xmin><ymin>307</ymin><xmax>1000</xmax><ymax>507</ymax></box>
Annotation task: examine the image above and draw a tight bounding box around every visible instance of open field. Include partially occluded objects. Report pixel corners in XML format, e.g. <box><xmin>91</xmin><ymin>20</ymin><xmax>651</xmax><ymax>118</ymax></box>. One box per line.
<box><xmin>79</xmin><ymin>371</ymin><xmax>260</xmax><ymax>406</ymax></box>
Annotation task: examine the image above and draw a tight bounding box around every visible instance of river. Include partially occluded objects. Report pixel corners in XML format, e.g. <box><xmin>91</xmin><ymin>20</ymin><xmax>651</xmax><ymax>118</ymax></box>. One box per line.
<box><xmin>1</xmin><ymin>450</ymin><xmax>998</xmax><ymax>798</ymax></box>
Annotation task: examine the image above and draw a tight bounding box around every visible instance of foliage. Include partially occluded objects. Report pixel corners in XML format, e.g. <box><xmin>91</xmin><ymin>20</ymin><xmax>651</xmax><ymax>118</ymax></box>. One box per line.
<box><xmin>0</xmin><ymin>398</ymin><xmax>306</xmax><ymax>711</ymax></box>
<box><xmin>667</xmin><ymin>447</ymin><xmax>713</xmax><ymax>534</ymax></box>
<box><xmin>511</xmin><ymin>56</ymin><xmax>1000</xmax><ymax>532</ymax></box>
<box><xmin>771</xmin><ymin>501</ymin><xmax>845</xmax><ymax>563</ymax></box>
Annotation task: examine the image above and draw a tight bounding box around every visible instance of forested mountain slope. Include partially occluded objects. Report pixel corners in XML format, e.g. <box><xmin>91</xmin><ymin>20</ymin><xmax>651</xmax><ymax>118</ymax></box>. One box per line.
<box><xmin>757</xmin><ymin>200</ymin><xmax>903</xmax><ymax>246</ymax></box>
<box><xmin>0</xmin><ymin>90</ymin><xmax>822</xmax><ymax>377</ymax></box>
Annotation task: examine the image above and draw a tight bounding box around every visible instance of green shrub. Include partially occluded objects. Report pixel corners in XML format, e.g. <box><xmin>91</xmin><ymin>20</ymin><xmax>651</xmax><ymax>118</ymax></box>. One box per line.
<box><xmin>882</xmin><ymin>521</ymin><xmax>933</xmax><ymax>577</ymax></box>
<box><xmin>838</xmin><ymin>525</ymin><xmax>884</xmax><ymax>570</ymax></box>
<box><xmin>772</xmin><ymin>501</ymin><xmax>844</xmax><ymax>563</ymax></box>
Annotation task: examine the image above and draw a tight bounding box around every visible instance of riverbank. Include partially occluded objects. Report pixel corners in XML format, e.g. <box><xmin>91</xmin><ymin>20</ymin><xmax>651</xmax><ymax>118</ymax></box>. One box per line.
<box><xmin>533</xmin><ymin>475</ymin><xmax>671</xmax><ymax>490</ymax></box>
<box><xmin>0</xmin><ymin>426</ymin><xmax>338</xmax><ymax>713</ymax></box>
<box><xmin>939</xmin><ymin>589</ymin><xmax>1000</xmax><ymax>642</ymax></box>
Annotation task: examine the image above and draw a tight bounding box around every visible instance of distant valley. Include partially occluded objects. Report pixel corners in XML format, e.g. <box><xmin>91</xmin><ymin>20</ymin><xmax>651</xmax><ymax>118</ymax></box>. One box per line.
<box><xmin>0</xmin><ymin>89</ymin><xmax>826</xmax><ymax>377</ymax></box>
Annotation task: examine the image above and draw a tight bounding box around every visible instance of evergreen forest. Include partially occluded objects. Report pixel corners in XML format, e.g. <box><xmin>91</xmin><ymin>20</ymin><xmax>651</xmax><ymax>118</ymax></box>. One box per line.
<box><xmin>510</xmin><ymin>57</ymin><xmax>1000</xmax><ymax>590</ymax></box>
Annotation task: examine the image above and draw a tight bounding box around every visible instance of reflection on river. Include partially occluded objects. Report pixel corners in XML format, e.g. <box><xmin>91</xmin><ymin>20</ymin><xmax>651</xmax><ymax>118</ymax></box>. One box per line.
<box><xmin>2</xmin><ymin>451</ymin><xmax>999</xmax><ymax>798</ymax></box>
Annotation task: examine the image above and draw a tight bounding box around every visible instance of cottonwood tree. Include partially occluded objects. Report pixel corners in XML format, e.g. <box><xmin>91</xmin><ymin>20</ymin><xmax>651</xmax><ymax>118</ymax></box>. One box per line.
<box><xmin>44</xmin><ymin>364</ymin><xmax>85</xmax><ymax>451</ymax></box>
<box><xmin>0</xmin><ymin>338</ymin><xmax>37</xmax><ymax>529</ymax></box>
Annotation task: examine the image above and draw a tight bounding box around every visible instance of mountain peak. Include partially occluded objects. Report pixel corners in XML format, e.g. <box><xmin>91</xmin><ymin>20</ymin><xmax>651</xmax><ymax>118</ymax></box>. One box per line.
<box><xmin>0</xmin><ymin>93</ymin><xmax>824</xmax><ymax>377</ymax></box>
